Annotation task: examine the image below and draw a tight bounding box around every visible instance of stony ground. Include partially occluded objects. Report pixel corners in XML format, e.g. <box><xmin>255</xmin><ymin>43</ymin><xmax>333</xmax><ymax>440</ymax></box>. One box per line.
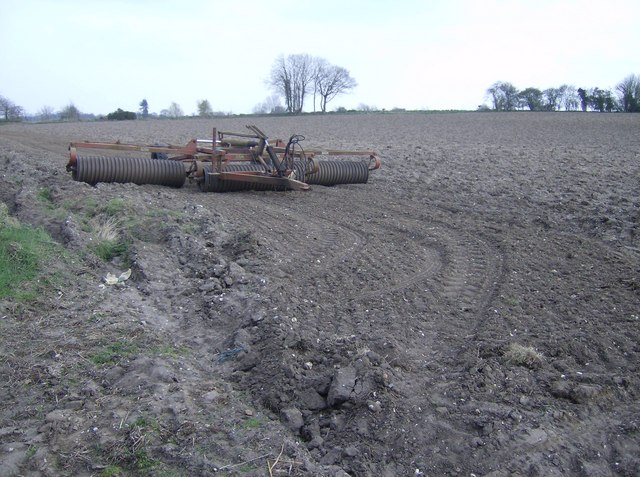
<box><xmin>0</xmin><ymin>112</ymin><xmax>639</xmax><ymax>476</ymax></box>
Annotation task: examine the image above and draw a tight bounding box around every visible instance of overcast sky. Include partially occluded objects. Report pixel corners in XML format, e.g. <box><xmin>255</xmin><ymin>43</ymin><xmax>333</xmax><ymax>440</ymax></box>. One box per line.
<box><xmin>2</xmin><ymin>0</ymin><xmax>638</xmax><ymax>116</ymax></box>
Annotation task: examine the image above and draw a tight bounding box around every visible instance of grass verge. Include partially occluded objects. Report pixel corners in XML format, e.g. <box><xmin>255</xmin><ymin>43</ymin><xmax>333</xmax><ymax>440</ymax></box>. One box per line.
<box><xmin>0</xmin><ymin>204</ymin><xmax>60</xmax><ymax>300</ymax></box>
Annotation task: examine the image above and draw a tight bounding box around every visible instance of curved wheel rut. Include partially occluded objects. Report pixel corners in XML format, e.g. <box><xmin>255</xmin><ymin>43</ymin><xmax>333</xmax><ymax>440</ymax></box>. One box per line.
<box><xmin>436</xmin><ymin>227</ymin><xmax>504</xmax><ymax>314</ymax></box>
<box><xmin>203</xmin><ymin>189</ymin><xmax>505</xmax><ymax>356</ymax></box>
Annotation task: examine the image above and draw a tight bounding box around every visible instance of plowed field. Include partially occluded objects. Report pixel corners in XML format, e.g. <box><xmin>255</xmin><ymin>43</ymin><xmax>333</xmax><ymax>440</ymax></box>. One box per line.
<box><xmin>1</xmin><ymin>112</ymin><xmax>639</xmax><ymax>476</ymax></box>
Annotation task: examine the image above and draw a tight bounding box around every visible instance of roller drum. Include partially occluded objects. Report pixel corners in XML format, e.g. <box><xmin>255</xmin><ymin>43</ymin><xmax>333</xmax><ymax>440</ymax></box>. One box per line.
<box><xmin>200</xmin><ymin>163</ymin><xmax>313</xmax><ymax>192</ymax></box>
<box><xmin>199</xmin><ymin>163</ymin><xmax>273</xmax><ymax>192</ymax></box>
<box><xmin>73</xmin><ymin>156</ymin><xmax>186</xmax><ymax>187</ymax></box>
<box><xmin>199</xmin><ymin>160</ymin><xmax>368</xmax><ymax>192</ymax></box>
<box><xmin>306</xmin><ymin>160</ymin><xmax>369</xmax><ymax>186</ymax></box>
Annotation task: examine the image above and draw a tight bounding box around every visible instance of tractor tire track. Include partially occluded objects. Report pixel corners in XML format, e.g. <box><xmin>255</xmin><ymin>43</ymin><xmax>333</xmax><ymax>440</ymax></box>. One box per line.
<box><xmin>436</xmin><ymin>228</ymin><xmax>504</xmax><ymax>315</ymax></box>
<box><xmin>211</xmin><ymin>188</ymin><xmax>505</xmax><ymax>326</ymax></box>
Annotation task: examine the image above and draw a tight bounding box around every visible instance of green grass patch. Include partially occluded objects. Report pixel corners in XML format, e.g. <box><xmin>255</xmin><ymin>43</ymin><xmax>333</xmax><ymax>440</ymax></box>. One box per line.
<box><xmin>61</xmin><ymin>197</ymin><xmax>98</xmax><ymax>218</ymax></box>
<box><xmin>36</xmin><ymin>188</ymin><xmax>71</xmax><ymax>219</ymax></box>
<box><xmin>101</xmin><ymin>450</ymin><xmax>159</xmax><ymax>476</ymax></box>
<box><xmin>152</xmin><ymin>344</ymin><xmax>190</xmax><ymax>358</ymax></box>
<box><xmin>0</xmin><ymin>213</ymin><xmax>59</xmax><ymax>300</ymax></box>
<box><xmin>92</xmin><ymin>239</ymin><xmax>129</xmax><ymax>262</ymax></box>
<box><xmin>100</xmin><ymin>198</ymin><xmax>130</xmax><ymax>217</ymax></box>
<box><xmin>179</xmin><ymin>223</ymin><xmax>197</xmax><ymax>235</ymax></box>
<box><xmin>78</xmin><ymin>197</ymin><xmax>99</xmax><ymax>216</ymax></box>
<box><xmin>96</xmin><ymin>413</ymin><xmax>167</xmax><ymax>476</ymax></box>
<box><xmin>132</xmin><ymin>449</ymin><xmax>159</xmax><ymax>471</ymax></box>
<box><xmin>69</xmin><ymin>198</ymin><xmax>126</xmax><ymax>238</ymax></box>
<box><xmin>130</xmin><ymin>415</ymin><xmax>160</xmax><ymax>431</ymax></box>
<box><xmin>242</xmin><ymin>416</ymin><xmax>263</xmax><ymax>429</ymax></box>
<box><xmin>90</xmin><ymin>341</ymin><xmax>137</xmax><ymax>366</ymax></box>
<box><xmin>84</xmin><ymin>216</ymin><xmax>130</xmax><ymax>263</ymax></box>
<box><xmin>98</xmin><ymin>466</ymin><xmax>125</xmax><ymax>477</ymax></box>
<box><xmin>25</xmin><ymin>445</ymin><xmax>37</xmax><ymax>459</ymax></box>
<box><xmin>80</xmin><ymin>219</ymin><xmax>92</xmax><ymax>233</ymax></box>
<box><xmin>36</xmin><ymin>187</ymin><xmax>53</xmax><ymax>204</ymax></box>
<box><xmin>85</xmin><ymin>197</ymin><xmax>98</xmax><ymax>210</ymax></box>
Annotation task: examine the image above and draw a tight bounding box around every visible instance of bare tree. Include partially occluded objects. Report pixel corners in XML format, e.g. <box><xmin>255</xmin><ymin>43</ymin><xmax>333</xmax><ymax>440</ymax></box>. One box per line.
<box><xmin>8</xmin><ymin>104</ymin><xmax>24</xmax><ymax>121</ymax></box>
<box><xmin>252</xmin><ymin>95</ymin><xmax>285</xmax><ymax>114</ymax></box>
<box><xmin>252</xmin><ymin>103</ymin><xmax>267</xmax><ymax>114</ymax></box>
<box><xmin>10</xmin><ymin>105</ymin><xmax>24</xmax><ymax>121</ymax></box>
<box><xmin>357</xmin><ymin>103</ymin><xmax>378</xmax><ymax>112</ymax></box>
<box><xmin>269</xmin><ymin>54</ymin><xmax>316</xmax><ymax>113</ymax></box>
<box><xmin>59</xmin><ymin>103</ymin><xmax>81</xmax><ymax>122</ymax></box>
<box><xmin>0</xmin><ymin>95</ymin><xmax>12</xmax><ymax>120</ymax></box>
<box><xmin>0</xmin><ymin>95</ymin><xmax>24</xmax><ymax>121</ymax></box>
<box><xmin>265</xmin><ymin>94</ymin><xmax>285</xmax><ymax>113</ymax></box>
<box><xmin>269</xmin><ymin>55</ymin><xmax>292</xmax><ymax>112</ymax></box>
<box><xmin>314</xmin><ymin>60</ymin><xmax>357</xmax><ymax>113</ymax></box>
<box><xmin>558</xmin><ymin>84</ymin><xmax>579</xmax><ymax>111</ymax></box>
<box><xmin>38</xmin><ymin>105</ymin><xmax>55</xmax><ymax>121</ymax></box>
<box><xmin>168</xmin><ymin>102</ymin><xmax>183</xmax><ymax>118</ymax></box>
<box><xmin>290</xmin><ymin>54</ymin><xmax>314</xmax><ymax>113</ymax></box>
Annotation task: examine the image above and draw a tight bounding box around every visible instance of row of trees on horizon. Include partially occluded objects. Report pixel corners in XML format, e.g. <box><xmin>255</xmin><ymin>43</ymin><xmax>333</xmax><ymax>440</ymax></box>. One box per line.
<box><xmin>0</xmin><ymin>54</ymin><xmax>358</xmax><ymax>122</ymax></box>
<box><xmin>483</xmin><ymin>74</ymin><xmax>640</xmax><ymax>112</ymax></box>
<box><xmin>2</xmin><ymin>70</ymin><xmax>639</xmax><ymax>123</ymax></box>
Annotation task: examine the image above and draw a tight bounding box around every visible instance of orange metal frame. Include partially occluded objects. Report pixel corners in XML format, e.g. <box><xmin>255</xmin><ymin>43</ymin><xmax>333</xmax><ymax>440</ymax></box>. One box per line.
<box><xmin>67</xmin><ymin>125</ymin><xmax>380</xmax><ymax>190</ymax></box>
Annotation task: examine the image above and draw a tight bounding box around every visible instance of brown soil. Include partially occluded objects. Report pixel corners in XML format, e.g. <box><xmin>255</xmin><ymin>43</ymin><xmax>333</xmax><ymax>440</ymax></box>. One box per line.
<box><xmin>0</xmin><ymin>112</ymin><xmax>639</xmax><ymax>476</ymax></box>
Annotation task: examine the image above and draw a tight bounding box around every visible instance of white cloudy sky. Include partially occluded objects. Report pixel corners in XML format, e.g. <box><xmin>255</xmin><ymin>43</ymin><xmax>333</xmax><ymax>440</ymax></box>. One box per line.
<box><xmin>1</xmin><ymin>0</ymin><xmax>638</xmax><ymax>115</ymax></box>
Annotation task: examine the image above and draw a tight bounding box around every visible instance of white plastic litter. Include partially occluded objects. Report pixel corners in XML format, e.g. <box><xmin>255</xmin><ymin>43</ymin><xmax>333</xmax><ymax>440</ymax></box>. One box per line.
<box><xmin>103</xmin><ymin>269</ymin><xmax>132</xmax><ymax>285</ymax></box>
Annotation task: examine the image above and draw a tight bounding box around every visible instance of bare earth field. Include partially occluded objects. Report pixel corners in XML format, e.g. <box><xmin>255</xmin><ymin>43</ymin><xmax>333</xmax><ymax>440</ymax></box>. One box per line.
<box><xmin>0</xmin><ymin>112</ymin><xmax>639</xmax><ymax>476</ymax></box>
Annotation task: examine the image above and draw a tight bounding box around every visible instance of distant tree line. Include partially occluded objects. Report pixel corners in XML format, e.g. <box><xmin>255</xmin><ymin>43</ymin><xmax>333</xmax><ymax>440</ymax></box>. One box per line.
<box><xmin>2</xmin><ymin>56</ymin><xmax>358</xmax><ymax>122</ymax></box>
<box><xmin>484</xmin><ymin>74</ymin><xmax>640</xmax><ymax>112</ymax></box>
<box><xmin>0</xmin><ymin>97</ymin><xmax>89</xmax><ymax>122</ymax></box>
<box><xmin>0</xmin><ymin>95</ymin><xmax>232</xmax><ymax>122</ymax></box>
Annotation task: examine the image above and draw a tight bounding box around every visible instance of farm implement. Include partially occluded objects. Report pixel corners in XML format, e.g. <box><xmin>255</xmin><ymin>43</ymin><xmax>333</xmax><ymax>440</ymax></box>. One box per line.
<box><xmin>66</xmin><ymin>125</ymin><xmax>381</xmax><ymax>192</ymax></box>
